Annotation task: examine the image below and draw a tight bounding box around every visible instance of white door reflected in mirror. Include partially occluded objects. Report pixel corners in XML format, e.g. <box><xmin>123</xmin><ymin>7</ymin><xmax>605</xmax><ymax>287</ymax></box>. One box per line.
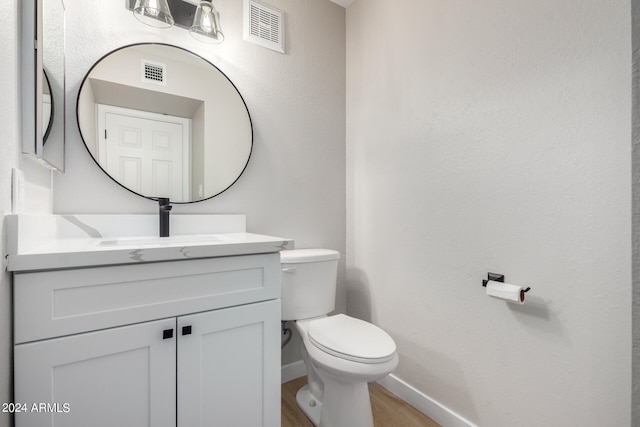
<box><xmin>99</xmin><ymin>105</ymin><xmax>190</xmax><ymax>201</ymax></box>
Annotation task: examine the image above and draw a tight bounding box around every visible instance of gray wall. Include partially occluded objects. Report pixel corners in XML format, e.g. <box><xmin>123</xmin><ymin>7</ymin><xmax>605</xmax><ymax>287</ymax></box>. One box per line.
<box><xmin>346</xmin><ymin>0</ymin><xmax>631</xmax><ymax>426</ymax></box>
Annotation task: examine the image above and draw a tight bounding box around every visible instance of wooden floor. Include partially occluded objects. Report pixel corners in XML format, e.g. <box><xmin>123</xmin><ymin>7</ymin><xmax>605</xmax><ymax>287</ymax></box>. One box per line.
<box><xmin>282</xmin><ymin>377</ymin><xmax>440</xmax><ymax>427</ymax></box>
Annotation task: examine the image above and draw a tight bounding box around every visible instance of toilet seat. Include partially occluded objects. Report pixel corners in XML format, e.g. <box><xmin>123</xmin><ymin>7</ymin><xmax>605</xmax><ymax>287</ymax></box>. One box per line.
<box><xmin>308</xmin><ymin>314</ymin><xmax>397</xmax><ymax>364</ymax></box>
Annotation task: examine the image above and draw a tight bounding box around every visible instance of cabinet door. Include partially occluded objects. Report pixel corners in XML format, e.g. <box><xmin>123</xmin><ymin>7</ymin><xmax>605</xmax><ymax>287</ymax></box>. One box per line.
<box><xmin>178</xmin><ymin>300</ymin><xmax>281</xmax><ymax>427</ymax></box>
<box><xmin>15</xmin><ymin>318</ymin><xmax>177</xmax><ymax>427</ymax></box>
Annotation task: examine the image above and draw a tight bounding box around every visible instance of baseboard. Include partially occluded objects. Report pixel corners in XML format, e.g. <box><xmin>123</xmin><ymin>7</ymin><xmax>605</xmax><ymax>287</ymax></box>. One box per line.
<box><xmin>377</xmin><ymin>374</ymin><xmax>478</xmax><ymax>427</ymax></box>
<box><xmin>281</xmin><ymin>360</ymin><xmax>306</xmax><ymax>384</ymax></box>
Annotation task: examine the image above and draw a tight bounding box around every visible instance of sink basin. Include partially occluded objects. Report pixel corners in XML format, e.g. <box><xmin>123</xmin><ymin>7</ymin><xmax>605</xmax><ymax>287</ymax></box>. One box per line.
<box><xmin>98</xmin><ymin>234</ymin><xmax>225</xmax><ymax>247</ymax></box>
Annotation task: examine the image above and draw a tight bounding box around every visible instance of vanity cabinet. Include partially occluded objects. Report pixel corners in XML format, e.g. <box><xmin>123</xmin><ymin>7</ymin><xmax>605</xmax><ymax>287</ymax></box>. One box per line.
<box><xmin>13</xmin><ymin>253</ymin><xmax>281</xmax><ymax>427</ymax></box>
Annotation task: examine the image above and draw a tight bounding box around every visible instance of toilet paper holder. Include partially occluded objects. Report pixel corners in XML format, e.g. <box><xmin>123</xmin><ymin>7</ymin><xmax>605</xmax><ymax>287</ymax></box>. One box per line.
<box><xmin>482</xmin><ymin>272</ymin><xmax>531</xmax><ymax>293</ymax></box>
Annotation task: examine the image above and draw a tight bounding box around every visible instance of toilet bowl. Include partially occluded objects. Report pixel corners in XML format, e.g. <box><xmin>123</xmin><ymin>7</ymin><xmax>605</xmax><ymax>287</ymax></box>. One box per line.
<box><xmin>295</xmin><ymin>315</ymin><xmax>399</xmax><ymax>427</ymax></box>
<box><xmin>280</xmin><ymin>249</ymin><xmax>398</xmax><ymax>427</ymax></box>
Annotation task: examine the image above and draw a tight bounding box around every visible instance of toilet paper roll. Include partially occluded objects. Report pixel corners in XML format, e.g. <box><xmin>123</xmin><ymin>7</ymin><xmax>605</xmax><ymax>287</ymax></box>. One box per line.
<box><xmin>485</xmin><ymin>280</ymin><xmax>527</xmax><ymax>304</ymax></box>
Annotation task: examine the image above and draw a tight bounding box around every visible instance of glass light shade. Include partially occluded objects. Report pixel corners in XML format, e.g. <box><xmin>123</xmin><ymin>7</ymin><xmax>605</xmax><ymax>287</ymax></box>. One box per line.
<box><xmin>190</xmin><ymin>1</ymin><xmax>224</xmax><ymax>44</ymax></box>
<box><xmin>133</xmin><ymin>0</ymin><xmax>175</xmax><ymax>28</ymax></box>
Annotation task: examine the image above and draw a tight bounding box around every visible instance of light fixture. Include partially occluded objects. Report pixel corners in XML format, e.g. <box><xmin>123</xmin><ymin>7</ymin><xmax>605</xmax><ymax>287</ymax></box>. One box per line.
<box><xmin>133</xmin><ymin>0</ymin><xmax>175</xmax><ymax>28</ymax></box>
<box><xmin>128</xmin><ymin>0</ymin><xmax>224</xmax><ymax>44</ymax></box>
<box><xmin>190</xmin><ymin>0</ymin><xmax>224</xmax><ymax>44</ymax></box>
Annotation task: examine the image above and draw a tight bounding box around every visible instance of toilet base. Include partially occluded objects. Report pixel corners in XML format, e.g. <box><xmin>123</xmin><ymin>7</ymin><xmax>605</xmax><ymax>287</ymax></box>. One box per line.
<box><xmin>296</xmin><ymin>384</ymin><xmax>322</xmax><ymax>426</ymax></box>
<box><xmin>316</xmin><ymin>375</ymin><xmax>374</xmax><ymax>427</ymax></box>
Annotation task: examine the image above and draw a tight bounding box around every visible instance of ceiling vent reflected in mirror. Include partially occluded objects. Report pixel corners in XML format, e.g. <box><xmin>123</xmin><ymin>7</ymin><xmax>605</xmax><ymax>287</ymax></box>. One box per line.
<box><xmin>243</xmin><ymin>0</ymin><xmax>285</xmax><ymax>53</ymax></box>
<box><xmin>142</xmin><ymin>60</ymin><xmax>167</xmax><ymax>86</ymax></box>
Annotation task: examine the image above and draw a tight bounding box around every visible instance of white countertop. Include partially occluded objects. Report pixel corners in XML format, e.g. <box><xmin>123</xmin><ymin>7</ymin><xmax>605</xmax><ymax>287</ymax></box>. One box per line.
<box><xmin>6</xmin><ymin>215</ymin><xmax>294</xmax><ymax>272</ymax></box>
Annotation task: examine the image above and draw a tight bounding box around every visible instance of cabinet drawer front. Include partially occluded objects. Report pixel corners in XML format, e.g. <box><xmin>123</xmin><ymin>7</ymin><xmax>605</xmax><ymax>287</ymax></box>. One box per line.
<box><xmin>14</xmin><ymin>253</ymin><xmax>280</xmax><ymax>343</ymax></box>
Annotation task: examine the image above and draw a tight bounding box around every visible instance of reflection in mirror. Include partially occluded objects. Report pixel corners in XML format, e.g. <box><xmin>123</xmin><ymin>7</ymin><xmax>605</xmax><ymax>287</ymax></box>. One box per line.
<box><xmin>42</xmin><ymin>0</ymin><xmax>65</xmax><ymax>170</ymax></box>
<box><xmin>42</xmin><ymin>70</ymin><xmax>53</xmax><ymax>143</ymax></box>
<box><xmin>76</xmin><ymin>44</ymin><xmax>253</xmax><ymax>203</ymax></box>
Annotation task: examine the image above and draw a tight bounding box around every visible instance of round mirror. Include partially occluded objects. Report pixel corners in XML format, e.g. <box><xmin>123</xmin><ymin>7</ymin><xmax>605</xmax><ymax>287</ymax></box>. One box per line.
<box><xmin>77</xmin><ymin>43</ymin><xmax>252</xmax><ymax>203</ymax></box>
<box><xmin>43</xmin><ymin>69</ymin><xmax>54</xmax><ymax>143</ymax></box>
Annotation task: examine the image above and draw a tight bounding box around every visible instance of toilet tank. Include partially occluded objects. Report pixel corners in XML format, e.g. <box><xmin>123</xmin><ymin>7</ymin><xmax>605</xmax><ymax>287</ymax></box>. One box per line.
<box><xmin>280</xmin><ymin>249</ymin><xmax>340</xmax><ymax>321</ymax></box>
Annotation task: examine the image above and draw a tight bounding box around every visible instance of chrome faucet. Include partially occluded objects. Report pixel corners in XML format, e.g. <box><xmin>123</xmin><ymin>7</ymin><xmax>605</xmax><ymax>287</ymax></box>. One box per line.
<box><xmin>158</xmin><ymin>198</ymin><xmax>172</xmax><ymax>237</ymax></box>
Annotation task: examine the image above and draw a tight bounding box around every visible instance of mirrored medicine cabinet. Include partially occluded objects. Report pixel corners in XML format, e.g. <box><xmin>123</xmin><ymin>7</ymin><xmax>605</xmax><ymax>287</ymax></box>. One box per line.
<box><xmin>21</xmin><ymin>0</ymin><xmax>65</xmax><ymax>171</ymax></box>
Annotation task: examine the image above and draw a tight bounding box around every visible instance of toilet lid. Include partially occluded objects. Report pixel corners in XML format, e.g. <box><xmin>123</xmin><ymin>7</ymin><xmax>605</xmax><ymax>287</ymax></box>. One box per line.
<box><xmin>308</xmin><ymin>314</ymin><xmax>396</xmax><ymax>364</ymax></box>
<box><xmin>280</xmin><ymin>248</ymin><xmax>340</xmax><ymax>264</ymax></box>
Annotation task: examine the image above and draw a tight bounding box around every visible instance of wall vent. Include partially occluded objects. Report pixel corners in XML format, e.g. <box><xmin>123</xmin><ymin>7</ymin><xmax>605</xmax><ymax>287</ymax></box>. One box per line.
<box><xmin>244</xmin><ymin>0</ymin><xmax>285</xmax><ymax>53</ymax></box>
<box><xmin>141</xmin><ymin>60</ymin><xmax>167</xmax><ymax>86</ymax></box>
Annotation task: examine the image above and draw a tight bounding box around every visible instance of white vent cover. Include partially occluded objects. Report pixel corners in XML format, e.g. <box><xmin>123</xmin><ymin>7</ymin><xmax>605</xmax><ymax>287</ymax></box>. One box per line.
<box><xmin>244</xmin><ymin>0</ymin><xmax>285</xmax><ymax>53</ymax></box>
<box><xmin>141</xmin><ymin>60</ymin><xmax>167</xmax><ymax>86</ymax></box>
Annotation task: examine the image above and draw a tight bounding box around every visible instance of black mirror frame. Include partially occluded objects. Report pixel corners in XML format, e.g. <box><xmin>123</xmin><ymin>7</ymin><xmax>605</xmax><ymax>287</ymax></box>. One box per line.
<box><xmin>75</xmin><ymin>42</ymin><xmax>254</xmax><ymax>205</ymax></box>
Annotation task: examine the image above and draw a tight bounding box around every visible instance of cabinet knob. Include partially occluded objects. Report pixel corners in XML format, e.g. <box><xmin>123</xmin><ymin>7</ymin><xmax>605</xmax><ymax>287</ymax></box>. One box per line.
<box><xmin>182</xmin><ymin>325</ymin><xmax>192</xmax><ymax>336</ymax></box>
<box><xmin>163</xmin><ymin>329</ymin><xmax>174</xmax><ymax>339</ymax></box>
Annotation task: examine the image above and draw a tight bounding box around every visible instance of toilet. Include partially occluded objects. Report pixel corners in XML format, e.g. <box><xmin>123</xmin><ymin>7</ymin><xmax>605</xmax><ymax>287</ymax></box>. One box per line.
<box><xmin>280</xmin><ymin>249</ymin><xmax>398</xmax><ymax>427</ymax></box>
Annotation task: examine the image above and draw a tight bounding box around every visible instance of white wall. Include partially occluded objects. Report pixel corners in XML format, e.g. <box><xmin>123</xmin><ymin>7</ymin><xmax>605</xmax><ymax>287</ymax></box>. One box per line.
<box><xmin>346</xmin><ymin>1</ymin><xmax>631</xmax><ymax>426</ymax></box>
<box><xmin>0</xmin><ymin>3</ymin><xmax>20</xmax><ymax>425</ymax></box>
<box><xmin>1</xmin><ymin>1</ymin><xmax>54</xmax><ymax>426</ymax></box>
<box><xmin>53</xmin><ymin>0</ymin><xmax>346</xmax><ymax>365</ymax></box>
